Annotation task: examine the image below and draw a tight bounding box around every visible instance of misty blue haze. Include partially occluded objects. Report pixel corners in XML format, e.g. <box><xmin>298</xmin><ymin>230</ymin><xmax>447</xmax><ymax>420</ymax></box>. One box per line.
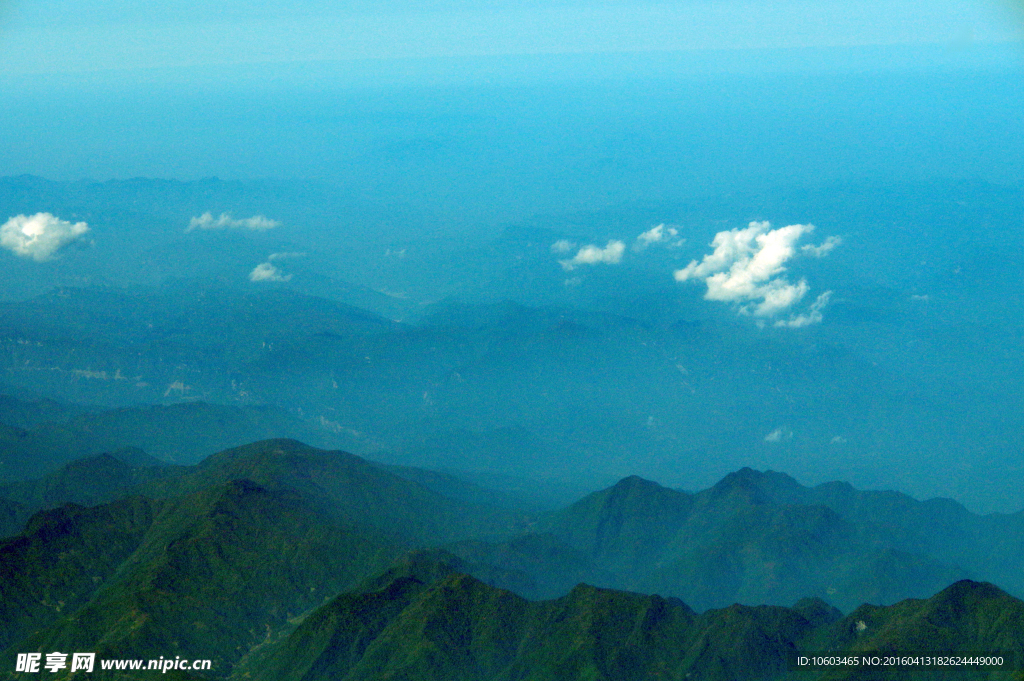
<box><xmin>1</xmin><ymin>1</ymin><xmax>1023</xmax><ymax>516</ymax></box>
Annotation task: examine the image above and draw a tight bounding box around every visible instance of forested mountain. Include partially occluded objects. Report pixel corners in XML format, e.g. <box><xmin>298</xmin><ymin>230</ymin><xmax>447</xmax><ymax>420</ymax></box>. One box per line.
<box><xmin>236</xmin><ymin>555</ymin><xmax>1024</xmax><ymax>681</ymax></box>
<box><xmin>1</xmin><ymin>439</ymin><xmax>1022</xmax><ymax>680</ymax></box>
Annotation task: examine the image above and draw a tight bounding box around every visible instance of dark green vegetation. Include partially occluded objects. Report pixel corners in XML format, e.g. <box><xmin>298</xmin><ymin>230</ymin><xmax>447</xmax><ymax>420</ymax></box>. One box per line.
<box><xmin>1</xmin><ymin>439</ymin><xmax>1022</xmax><ymax>680</ymax></box>
<box><xmin>6</xmin><ymin>481</ymin><xmax>397</xmax><ymax>678</ymax></box>
<box><xmin>0</xmin><ymin>495</ymin><xmax>28</xmax><ymax>540</ymax></box>
<box><xmin>235</xmin><ymin>552</ymin><xmax>1024</xmax><ymax>681</ymax></box>
<box><xmin>0</xmin><ymin>439</ymin><xmax>530</xmax><ymax>679</ymax></box>
<box><xmin>133</xmin><ymin>439</ymin><xmax>528</xmax><ymax>546</ymax></box>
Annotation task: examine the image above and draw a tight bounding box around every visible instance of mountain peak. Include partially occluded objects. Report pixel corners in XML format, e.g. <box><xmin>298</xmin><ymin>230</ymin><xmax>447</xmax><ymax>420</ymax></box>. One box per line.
<box><xmin>610</xmin><ymin>474</ymin><xmax>663</xmax><ymax>494</ymax></box>
<box><xmin>600</xmin><ymin>475</ymin><xmax>690</xmax><ymax>513</ymax></box>
<box><xmin>793</xmin><ymin>597</ymin><xmax>843</xmax><ymax>627</ymax></box>
<box><xmin>708</xmin><ymin>468</ymin><xmax>771</xmax><ymax>504</ymax></box>
<box><xmin>707</xmin><ymin>467</ymin><xmax>804</xmax><ymax>505</ymax></box>
<box><xmin>202</xmin><ymin>437</ymin><xmax>320</xmax><ymax>464</ymax></box>
<box><xmin>544</xmin><ymin>474</ymin><xmax>692</xmax><ymax>569</ymax></box>
<box><xmin>931</xmin><ymin>579</ymin><xmax>1011</xmax><ymax>606</ymax></box>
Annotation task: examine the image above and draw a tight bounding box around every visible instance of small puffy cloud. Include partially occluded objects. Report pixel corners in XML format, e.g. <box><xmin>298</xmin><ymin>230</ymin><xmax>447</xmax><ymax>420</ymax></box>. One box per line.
<box><xmin>764</xmin><ymin>427</ymin><xmax>793</xmax><ymax>443</ymax></box>
<box><xmin>187</xmin><ymin>212</ymin><xmax>280</xmax><ymax>232</ymax></box>
<box><xmin>676</xmin><ymin>221</ymin><xmax>811</xmax><ymax>285</ymax></box>
<box><xmin>635</xmin><ymin>224</ymin><xmax>683</xmax><ymax>250</ymax></box>
<box><xmin>0</xmin><ymin>213</ymin><xmax>90</xmax><ymax>262</ymax></box>
<box><xmin>550</xmin><ymin>239</ymin><xmax>576</xmax><ymax>254</ymax></box>
<box><xmin>675</xmin><ymin>221</ymin><xmax>837</xmax><ymax>326</ymax></box>
<box><xmin>559</xmin><ymin>240</ymin><xmax>625</xmax><ymax>271</ymax></box>
<box><xmin>249</xmin><ymin>262</ymin><xmax>292</xmax><ymax>282</ymax></box>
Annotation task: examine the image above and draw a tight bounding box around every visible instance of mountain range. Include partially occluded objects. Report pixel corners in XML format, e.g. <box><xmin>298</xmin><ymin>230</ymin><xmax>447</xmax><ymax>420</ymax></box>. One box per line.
<box><xmin>235</xmin><ymin>553</ymin><xmax>1024</xmax><ymax>681</ymax></box>
<box><xmin>4</xmin><ymin>260</ymin><xmax>1024</xmax><ymax>516</ymax></box>
<box><xmin>2</xmin><ymin>438</ymin><xmax>1022</xmax><ymax>680</ymax></box>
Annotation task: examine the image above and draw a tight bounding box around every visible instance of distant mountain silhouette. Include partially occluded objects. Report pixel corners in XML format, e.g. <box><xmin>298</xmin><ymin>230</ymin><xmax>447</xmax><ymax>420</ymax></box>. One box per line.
<box><xmin>0</xmin><ymin>449</ymin><xmax>178</xmax><ymax>514</ymax></box>
<box><xmin>447</xmin><ymin>468</ymin><xmax>1023</xmax><ymax>612</ymax></box>
<box><xmin>0</xmin><ymin>398</ymin><xmax>357</xmax><ymax>483</ymax></box>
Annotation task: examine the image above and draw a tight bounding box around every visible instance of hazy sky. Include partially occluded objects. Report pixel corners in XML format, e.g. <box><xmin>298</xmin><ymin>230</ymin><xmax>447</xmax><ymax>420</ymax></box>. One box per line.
<box><xmin>1</xmin><ymin>0</ymin><xmax>1021</xmax><ymax>74</ymax></box>
<box><xmin>1</xmin><ymin>1</ymin><xmax>1021</xmax><ymax>186</ymax></box>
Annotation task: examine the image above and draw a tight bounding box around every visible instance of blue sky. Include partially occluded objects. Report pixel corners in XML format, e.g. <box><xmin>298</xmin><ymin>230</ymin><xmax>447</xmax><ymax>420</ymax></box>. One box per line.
<box><xmin>1</xmin><ymin>0</ymin><xmax>1021</xmax><ymax>75</ymax></box>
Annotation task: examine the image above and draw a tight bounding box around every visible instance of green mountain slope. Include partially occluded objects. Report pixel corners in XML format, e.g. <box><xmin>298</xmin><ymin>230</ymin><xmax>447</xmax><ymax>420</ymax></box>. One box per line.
<box><xmin>235</xmin><ymin>555</ymin><xmax>1024</xmax><ymax>681</ymax></box>
<box><xmin>137</xmin><ymin>439</ymin><xmax>528</xmax><ymax>546</ymax></box>
<box><xmin>542</xmin><ymin>474</ymin><xmax>693</xmax><ymax>575</ymax></box>
<box><xmin>807</xmin><ymin>580</ymin><xmax>1024</xmax><ymax>680</ymax></box>
<box><xmin>709</xmin><ymin>469</ymin><xmax>1024</xmax><ymax>605</ymax></box>
<box><xmin>0</xmin><ymin>497</ymin><xmax>156</xmax><ymax>652</ymax></box>
<box><xmin>2</xmin><ymin>446</ymin><xmax>1022</xmax><ymax>681</ymax></box>
<box><xmin>2</xmin><ymin>481</ymin><xmax>403</xmax><ymax>679</ymax></box>
<box><xmin>0</xmin><ymin>432</ymin><xmax>538</xmax><ymax>677</ymax></box>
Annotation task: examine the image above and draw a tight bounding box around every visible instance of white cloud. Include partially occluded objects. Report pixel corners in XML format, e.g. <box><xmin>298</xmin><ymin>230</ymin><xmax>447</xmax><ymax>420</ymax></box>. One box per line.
<box><xmin>750</xmin><ymin>278</ymin><xmax>810</xmax><ymax>317</ymax></box>
<box><xmin>0</xmin><ymin>213</ymin><xmax>90</xmax><ymax>262</ymax></box>
<box><xmin>186</xmin><ymin>212</ymin><xmax>280</xmax><ymax>232</ymax></box>
<box><xmin>268</xmin><ymin>251</ymin><xmax>305</xmax><ymax>261</ymax></box>
<box><xmin>764</xmin><ymin>427</ymin><xmax>793</xmax><ymax>443</ymax></box>
<box><xmin>635</xmin><ymin>223</ymin><xmax>683</xmax><ymax>249</ymax></box>
<box><xmin>775</xmin><ymin>291</ymin><xmax>832</xmax><ymax>328</ymax></box>
<box><xmin>675</xmin><ymin>221</ymin><xmax>837</xmax><ymax>326</ymax></box>
<box><xmin>550</xmin><ymin>239</ymin><xmax>576</xmax><ymax>254</ymax></box>
<box><xmin>249</xmin><ymin>262</ymin><xmax>292</xmax><ymax>282</ymax></box>
<box><xmin>559</xmin><ymin>240</ymin><xmax>625</xmax><ymax>271</ymax></box>
<box><xmin>802</xmin><ymin>235</ymin><xmax>841</xmax><ymax>257</ymax></box>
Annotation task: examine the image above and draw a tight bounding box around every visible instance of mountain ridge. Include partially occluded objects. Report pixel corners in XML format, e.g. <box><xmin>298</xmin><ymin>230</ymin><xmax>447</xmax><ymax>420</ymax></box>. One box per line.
<box><xmin>234</xmin><ymin>556</ymin><xmax>1024</xmax><ymax>681</ymax></box>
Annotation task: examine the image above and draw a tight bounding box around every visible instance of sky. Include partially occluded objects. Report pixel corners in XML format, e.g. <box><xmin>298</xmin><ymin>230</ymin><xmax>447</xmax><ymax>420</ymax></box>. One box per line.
<box><xmin>0</xmin><ymin>1</ymin><xmax>1021</xmax><ymax>202</ymax></box>
<box><xmin>1</xmin><ymin>0</ymin><xmax>1022</xmax><ymax>75</ymax></box>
